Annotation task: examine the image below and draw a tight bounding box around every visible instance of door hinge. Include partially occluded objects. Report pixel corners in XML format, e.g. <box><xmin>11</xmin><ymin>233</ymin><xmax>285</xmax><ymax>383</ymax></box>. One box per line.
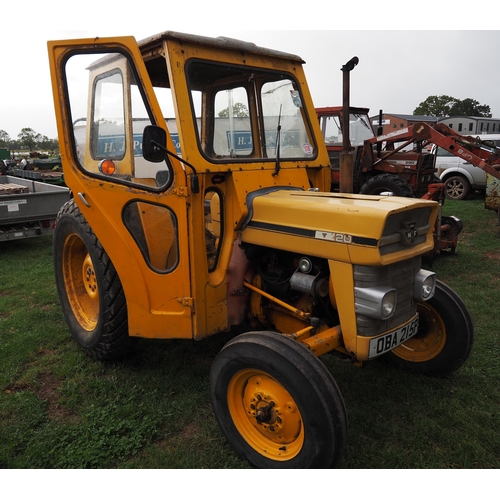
<box><xmin>178</xmin><ymin>296</ymin><xmax>194</xmax><ymax>307</ymax></box>
<box><xmin>172</xmin><ymin>187</ymin><xmax>189</xmax><ymax>197</ymax></box>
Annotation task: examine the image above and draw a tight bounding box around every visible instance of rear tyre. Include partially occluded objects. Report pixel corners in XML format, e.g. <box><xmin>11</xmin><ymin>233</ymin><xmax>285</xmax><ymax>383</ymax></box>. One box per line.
<box><xmin>385</xmin><ymin>281</ymin><xmax>473</xmax><ymax>376</ymax></box>
<box><xmin>53</xmin><ymin>200</ymin><xmax>135</xmax><ymax>360</ymax></box>
<box><xmin>360</xmin><ymin>173</ymin><xmax>413</xmax><ymax>197</ymax></box>
<box><xmin>444</xmin><ymin>175</ymin><xmax>471</xmax><ymax>200</ymax></box>
<box><xmin>210</xmin><ymin>331</ymin><xmax>348</xmax><ymax>468</ymax></box>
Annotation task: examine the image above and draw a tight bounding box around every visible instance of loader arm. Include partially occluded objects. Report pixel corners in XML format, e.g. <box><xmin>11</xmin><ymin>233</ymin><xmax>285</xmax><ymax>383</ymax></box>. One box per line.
<box><xmin>364</xmin><ymin>121</ymin><xmax>500</xmax><ymax>178</ymax></box>
<box><xmin>412</xmin><ymin>123</ymin><xmax>500</xmax><ymax>181</ymax></box>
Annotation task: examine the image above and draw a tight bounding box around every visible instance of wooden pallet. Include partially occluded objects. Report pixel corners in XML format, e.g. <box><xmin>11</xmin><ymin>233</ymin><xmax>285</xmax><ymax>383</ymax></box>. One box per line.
<box><xmin>0</xmin><ymin>183</ymin><xmax>30</xmax><ymax>195</ymax></box>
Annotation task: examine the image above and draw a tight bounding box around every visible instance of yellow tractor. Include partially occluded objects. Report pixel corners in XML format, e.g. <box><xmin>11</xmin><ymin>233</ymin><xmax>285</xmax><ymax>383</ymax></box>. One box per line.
<box><xmin>47</xmin><ymin>31</ymin><xmax>473</xmax><ymax>468</ymax></box>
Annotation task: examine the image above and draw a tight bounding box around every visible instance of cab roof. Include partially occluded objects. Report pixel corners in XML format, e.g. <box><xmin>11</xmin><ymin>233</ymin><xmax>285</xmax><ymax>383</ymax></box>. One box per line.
<box><xmin>137</xmin><ymin>30</ymin><xmax>306</xmax><ymax>64</ymax></box>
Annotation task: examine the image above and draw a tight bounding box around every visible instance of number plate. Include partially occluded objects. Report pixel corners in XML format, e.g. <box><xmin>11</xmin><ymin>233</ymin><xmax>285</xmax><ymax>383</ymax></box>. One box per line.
<box><xmin>368</xmin><ymin>315</ymin><xmax>419</xmax><ymax>359</ymax></box>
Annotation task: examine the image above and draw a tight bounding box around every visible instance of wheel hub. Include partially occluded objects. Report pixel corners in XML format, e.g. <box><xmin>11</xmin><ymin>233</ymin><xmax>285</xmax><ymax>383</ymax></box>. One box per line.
<box><xmin>82</xmin><ymin>254</ymin><xmax>98</xmax><ymax>300</ymax></box>
<box><xmin>254</xmin><ymin>398</ymin><xmax>276</xmax><ymax>425</ymax></box>
<box><xmin>447</xmin><ymin>180</ymin><xmax>464</xmax><ymax>198</ymax></box>
<box><xmin>62</xmin><ymin>233</ymin><xmax>99</xmax><ymax>331</ymax></box>
<box><xmin>226</xmin><ymin>369</ymin><xmax>305</xmax><ymax>460</ymax></box>
<box><xmin>391</xmin><ymin>302</ymin><xmax>446</xmax><ymax>361</ymax></box>
<box><xmin>242</xmin><ymin>374</ymin><xmax>301</xmax><ymax>443</ymax></box>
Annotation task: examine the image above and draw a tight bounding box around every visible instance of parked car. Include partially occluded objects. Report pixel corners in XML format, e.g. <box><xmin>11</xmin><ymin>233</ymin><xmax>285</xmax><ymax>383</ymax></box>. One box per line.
<box><xmin>433</xmin><ymin>134</ymin><xmax>500</xmax><ymax>200</ymax></box>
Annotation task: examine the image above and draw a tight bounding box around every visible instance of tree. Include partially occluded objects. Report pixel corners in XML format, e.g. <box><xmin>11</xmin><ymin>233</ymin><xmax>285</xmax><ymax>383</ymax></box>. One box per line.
<box><xmin>39</xmin><ymin>136</ymin><xmax>59</xmax><ymax>151</ymax></box>
<box><xmin>17</xmin><ymin>127</ymin><xmax>43</xmax><ymax>150</ymax></box>
<box><xmin>218</xmin><ymin>102</ymin><xmax>249</xmax><ymax>118</ymax></box>
<box><xmin>0</xmin><ymin>127</ymin><xmax>59</xmax><ymax>152</ymax></box>
<box><xmin>452</xmin><ymin>98</ymin><xmax>491</xmax><ymax>117</ymax></box>
<box><xmin>413</xmin><ymin>95</ymin><xmax>491</xmax><ymax>117</ymax></box>
<box><xmin>0</xmin><ymin>130</ymin><xmax>11</xmax><ymax>148</ymax></box>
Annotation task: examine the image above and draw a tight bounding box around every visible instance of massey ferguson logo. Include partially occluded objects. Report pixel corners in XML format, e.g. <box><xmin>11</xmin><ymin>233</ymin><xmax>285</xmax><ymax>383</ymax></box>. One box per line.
<box><xmin>399</xmin><ymin>222</ymin><xmax>418</xmax><ymax>246</ymax></box>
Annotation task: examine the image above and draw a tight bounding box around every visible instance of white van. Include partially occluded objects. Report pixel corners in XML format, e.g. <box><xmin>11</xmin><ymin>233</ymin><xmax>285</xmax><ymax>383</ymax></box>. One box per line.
<box><xmin>433</xmin><ymin>133</ymin><xmax>500</xmax><ymax>200</ymax></box>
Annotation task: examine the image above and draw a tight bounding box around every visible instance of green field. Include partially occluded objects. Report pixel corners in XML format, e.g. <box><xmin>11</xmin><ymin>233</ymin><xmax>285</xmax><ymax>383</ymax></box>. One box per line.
<box><xmin>1</xmin><ymin>193</ymin><xmax>499</xmax><ymax>468</ymax></box>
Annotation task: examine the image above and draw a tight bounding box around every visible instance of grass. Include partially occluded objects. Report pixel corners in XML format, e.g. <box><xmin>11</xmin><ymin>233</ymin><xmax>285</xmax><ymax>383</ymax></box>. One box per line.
<box><xmin>1</xmin><ymin>192</ymin><xmax>499</xmax><ymax>469</ymax></box>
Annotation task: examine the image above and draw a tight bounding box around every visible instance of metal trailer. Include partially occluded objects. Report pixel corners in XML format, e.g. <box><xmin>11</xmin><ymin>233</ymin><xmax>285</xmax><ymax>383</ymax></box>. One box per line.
<box><xmin>0</xmin><ymin>176</ymin><xmax>70</xmax><ymax>241</ymax></box>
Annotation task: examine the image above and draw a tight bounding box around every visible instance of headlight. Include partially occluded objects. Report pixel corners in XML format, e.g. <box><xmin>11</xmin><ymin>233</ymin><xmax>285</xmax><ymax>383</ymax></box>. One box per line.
<box><xmin>354</xmin><ymin>287</ymin><xmax>398</xmax><ymax>320</ymax></box>
<box><xmin>414</xmin><ymin>269</ymin><xmax>436</xmax><ymax>301</ymax></box>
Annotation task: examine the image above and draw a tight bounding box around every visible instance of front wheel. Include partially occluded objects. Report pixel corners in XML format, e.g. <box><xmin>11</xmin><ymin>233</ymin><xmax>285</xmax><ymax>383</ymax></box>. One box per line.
<box><xmin>385</xmin><ymin>281</ymin><xmax>473</xmax><ymax>376</ymax></box>
<box><xmin>210</xmin><ymin>332</ymin><xmax>348</xmax><ymax>468</ymax></box>
<box><xmin>53</xmin><ymin>200</ymin><xmax>136</xmax><ymax>360</ymax></box>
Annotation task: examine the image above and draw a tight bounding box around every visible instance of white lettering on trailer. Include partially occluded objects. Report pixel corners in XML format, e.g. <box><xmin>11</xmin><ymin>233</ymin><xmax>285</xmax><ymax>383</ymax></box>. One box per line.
<box><xmin>0</xmin><ymin>199</ymin><xmax>27</xmax><ymax>212</ymax></box>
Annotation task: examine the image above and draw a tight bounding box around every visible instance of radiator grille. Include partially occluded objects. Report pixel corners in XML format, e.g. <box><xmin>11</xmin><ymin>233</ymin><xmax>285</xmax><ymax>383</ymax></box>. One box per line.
<box><xmin>354</xmin><ymin>256</ymin><xmax>421</xmax><ymax>336</ymax></box>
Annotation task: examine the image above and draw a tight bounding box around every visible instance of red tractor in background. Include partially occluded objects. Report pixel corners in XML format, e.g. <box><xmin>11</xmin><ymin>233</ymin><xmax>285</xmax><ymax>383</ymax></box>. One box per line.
<box><xmin>316</xmin><ymin>106</ymin><xmax>438</xmax><ymax>197</ymax></box>
<box><xmin>316</xmin><ymin>106</ymin><xmax>500</xmax><ymax>255</ymax></box>
<box><xmin>316</xmin><ymin>106</ymin><xmax>461</xmax><ymax>256</ymax></box>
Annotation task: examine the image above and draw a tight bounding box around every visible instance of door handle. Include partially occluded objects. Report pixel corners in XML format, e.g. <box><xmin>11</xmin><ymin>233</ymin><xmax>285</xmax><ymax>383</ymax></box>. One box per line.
<box><xmin>78</xmin><ymin>192</ymin><xmax>91</xmax><ymax>208</ymax></box>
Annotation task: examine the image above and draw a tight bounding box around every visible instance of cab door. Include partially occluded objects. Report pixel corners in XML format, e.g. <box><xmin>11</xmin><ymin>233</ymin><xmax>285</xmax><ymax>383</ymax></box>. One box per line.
<box><xmin>48</xmin><ymin>37</ymin><xmax>194</xmax><ymax>339</ymax></box>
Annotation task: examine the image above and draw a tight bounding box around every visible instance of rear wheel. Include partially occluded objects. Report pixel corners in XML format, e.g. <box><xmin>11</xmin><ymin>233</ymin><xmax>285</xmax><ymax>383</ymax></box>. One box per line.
<box><xmin>53</xmin><ymin>200</ymin><xmax>135</xmax><ymax>360</ymax></box>
<box><xmin>210</xmin><ymin>332</ymin><xmax>347</xmax><ymax>468</ymax></box>
<box><xmin>385</xmin><ymin>281</ymin><xmax>473</xmax><ymax>376</ymax></box>
<box><xmin>360</xmin><ymin>173</ymin><xmax>413</xmax><ymax>197</ymax></box>
<box><xmin>444</xmin><ymin>175</ymin><xmax>471</xmax><ymax>200</ymax></box>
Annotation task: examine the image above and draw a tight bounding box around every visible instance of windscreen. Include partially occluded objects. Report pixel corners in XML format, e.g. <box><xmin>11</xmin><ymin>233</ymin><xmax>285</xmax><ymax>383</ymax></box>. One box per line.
<box><xmin>186</xmin><ymin>61</ymin><xmax>316</xmax><ymax>162</ymax></box>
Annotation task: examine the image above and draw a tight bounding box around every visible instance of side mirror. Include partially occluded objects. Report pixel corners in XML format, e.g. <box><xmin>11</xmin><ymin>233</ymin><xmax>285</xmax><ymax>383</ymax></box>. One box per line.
<box><xmin>143</xmin><ymin>125</ymin><xmax>167</xmax><ymax>163</ymax></box>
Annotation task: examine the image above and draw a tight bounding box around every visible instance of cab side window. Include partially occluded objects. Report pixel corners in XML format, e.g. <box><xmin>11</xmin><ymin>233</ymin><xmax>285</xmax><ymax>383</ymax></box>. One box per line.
<box><xmin>204</xmin><ymin>189</ymin><xmax>223</xmax><ymax>271</ymax></box>
<box><xmin>123</xmin><ymin>201</ymin><xmax>179</xmax><ymax>273</ymax></box>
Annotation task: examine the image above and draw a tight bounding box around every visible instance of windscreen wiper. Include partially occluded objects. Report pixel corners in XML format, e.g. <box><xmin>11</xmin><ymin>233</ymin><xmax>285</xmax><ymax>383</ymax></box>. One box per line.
<box><xmin>272</xmin><ymin>105</ymin><xmax>282</xmax><ymax>177</ymax></box>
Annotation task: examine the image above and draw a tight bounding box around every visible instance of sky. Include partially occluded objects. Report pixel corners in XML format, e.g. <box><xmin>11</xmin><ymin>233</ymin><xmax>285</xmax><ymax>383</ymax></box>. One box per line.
<box><xmin>1</xmin><ymin>2</ymin><xmax>499</xmax><ymax>141</ymax></box>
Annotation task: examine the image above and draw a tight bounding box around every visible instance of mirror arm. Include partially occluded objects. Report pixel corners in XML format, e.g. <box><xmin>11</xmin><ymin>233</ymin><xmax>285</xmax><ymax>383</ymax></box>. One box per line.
<box><xmin>150</xmin><ymin>140</ymin><xmax>199</xmax><ymax>194</ymax></box>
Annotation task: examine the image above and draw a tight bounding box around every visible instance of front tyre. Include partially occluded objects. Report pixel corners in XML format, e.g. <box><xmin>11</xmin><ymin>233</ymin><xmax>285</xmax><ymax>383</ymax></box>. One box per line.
<box><xmin>210</xmin><ymin>332</ymin><xmax>348</xmax><ymax>468</ymax></box>
<box><xmin>385</xmin><ymin>281</ymin><xmax>473</xmax><ymax>376</ymax></box>
<box><xmin>53</xmin><ymin>200</ymin><xmax>136</xmax><ymax>360</ymax></box>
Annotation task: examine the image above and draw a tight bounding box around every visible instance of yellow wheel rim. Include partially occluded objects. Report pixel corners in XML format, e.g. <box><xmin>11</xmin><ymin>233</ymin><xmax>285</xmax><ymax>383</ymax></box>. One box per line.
<box><xmin>227</xmin><ymin>369</ymin><xmax>304</xmax><ymax>461</ymax></box>
<box><xmin>392</xmin><ymin>302</ymin><xmax>446</xmax><ymax>362</ymax></box>
<box><xmin>62</xmin><ymin>233</ymin><xmax>99</xmax><ymax>331</ymax></box>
